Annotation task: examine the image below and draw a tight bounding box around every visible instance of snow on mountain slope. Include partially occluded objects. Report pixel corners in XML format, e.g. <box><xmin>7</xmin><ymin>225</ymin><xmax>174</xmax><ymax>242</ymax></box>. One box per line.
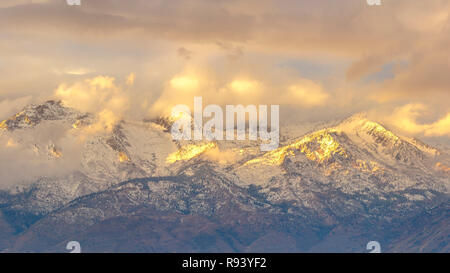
<box><xmin>0</xmin><ymin>101</ymin><xmax>448</xmax><ymax>252</ymax></box>
<box><xmin>0</xmin><ymin>100</ymin><xmax>80</xmax><ymax>131</ymax></box>
<box><xmin>236</xmin><ymin>113</ymin><xmax>448</xmax><ymax>187</ymax></box>
<box><xmin>231</xmin><ymin>114</ymin><xmax>449</xmax><ymax>221</ymax></box>
<box><xmin>0</xmin><ymin>101</ymin><xmax>178</xmax><ymax>214</ymax></box>
<box><xmin>0</xmin><ymin>101</ymin><xmax>448</xmax><ymax>226</ymax></box>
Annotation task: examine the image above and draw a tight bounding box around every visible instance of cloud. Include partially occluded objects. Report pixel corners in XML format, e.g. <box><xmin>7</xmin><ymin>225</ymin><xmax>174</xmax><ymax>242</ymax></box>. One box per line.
<box><xmin>0</xmin><ymin>122</ymin><xmax>83</xmax><ymax>188</ymax></box>
<box><xmin>59</xmin><ymin>68</ymin><xmax>92</xmax><ymax>76</ymax></box>
<box><xmin>55</xmin><ymin>76</ymin><xmax>126</xmax><ymax>112</ymax></box>
<box><xmin>286</xmin><ymin>80</ymin><xmax>329</xmax><ymax>107</ymax></box>
<box><xmin>126</xmin><ymin>73</ymin><xmax>136</xmax><ymax>86</ymax></box>
<box><xmin>0</xmin><ymin>0</ymin><xmax>50</xmax><ymax>8</ymax></box>
<box><xmin>54</xmin><ymin>75</ymin><xmax>130</xmax><ymax>133</ymax></box>
<box><xmin>203</xmin><ymin>147</ymin><xmax>243</xmax><ymax>165</ymax></box>
<box><xmin>177</xmin><ymin>47</ymin><xmax>193</xmax><ymax>60</ymax></box>
<box><xmin>0</xmin><ymin>0</ymin><xmax>448</xmax><ymax>143</ymax></box>
<box><xmin>0</xmin><ymin>96</ymin><xmax>33</xmax><ymax>120</ymax></box>
<box><xmin>0</xmin><ymin>0</ymin><xmax>445</xmax><ymax>58</ymax></box>
<box><xmin>229</xmin><ymin>79</ymin><xmax>260</xmax><ymax>94</ymax></box>
<box><xmin>170</xmin><ymin>75</ymin><xmax>199</xmax><ymax>90</ymax></box>
<box><xmin>216</xmin><ymin>42</ymin><xmax>244</xmax><ymax>61</ymax></box>
<box><xmin>149</xmin><ymin>67</ymin><xmax>331</xmax><ymax>118</ymax></box>
<box><xmin>425</xmin><ymin>114</ymin><xmax>450</xmax><ymax>137</ymax></box>
<box><xmin>387</xmin><ymin>104</ymin><xmax>450</xmax><ymax>137</ymax></box>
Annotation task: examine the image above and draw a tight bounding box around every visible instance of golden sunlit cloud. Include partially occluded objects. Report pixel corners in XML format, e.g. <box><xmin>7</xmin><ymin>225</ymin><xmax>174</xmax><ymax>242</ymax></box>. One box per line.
<box><xmin>203</xmin><ymin>147</ymin><xmax>243</xmax><ymax>165</ymax></box>
<box><xmin>126</xmin><ymin>73</ymin><xmax>136</xmax><ymax>86</ymax></box>
<box><xmin>55</xmin><ymin>75</ymin><xmax>132</xmax><ymax>134</ymax></box>
<box><xmin>55</xmin><ymin>76</ymin><xmax>123</xmax><ymax>113</ymax></box>
<box><xmin>150</xmin><ymin>72</ymin><xmax>205</xmax><ymax>116</ymax></box>
<box><xmin>287</xmin><ymin>79</ymin><xmax>329</xmax><ymax>107</ymax></box>
<box><xmin>230</xmin><ymin>80</ymin><xmax>260</xmax><ymax>93</ymax></box>
<box><xmin>150</xmin><ymin>67</ymin><xmax>334</xmax><ymax>118</ymax></box>
<box><xmin>170</xmin><ymin>76</ymin><xmax>199</xmax><ymax>90</ymax></box>
<box><xmin>425</xmin><ymin>113</ymin><xmax>450</xmax><ymax>137</ymax></box>
<box><xmin>0</xmin><ymin>0</ymin><xmax>449</xmax><ymax>142</ymax></box>
<box><xmin>87</xmin><ymin>76</ymin><xmax>116</xmax><ymax>89</ymax></box>
<box><xmin>97</xmin><ymin>109</ymin><xmax>119</xmax><ymax>132</ymax></box>
<box><xmin>387</xmin><ymin>104</ymin><xmax>450</xmax><ymax>137</ymax></box>
<box><xmin>55</xmin><ymin>75</ymin><xmax>128</xmax><ymax>112</ymax></box>
<box><xmin>80</xmin><ymin>108</ymin><xmax>121</xmax><ymax>135</ymax></box>
<box><xmin>64</xmin><ymin>68</ymin><xmax>92</xmax><ymax>76</ymax></box>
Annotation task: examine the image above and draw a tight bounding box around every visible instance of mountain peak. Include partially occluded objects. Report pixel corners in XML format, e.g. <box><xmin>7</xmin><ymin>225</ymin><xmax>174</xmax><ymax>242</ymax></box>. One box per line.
<box><xmin>0</xmin><ymin>100</ymin><xmax>80</xmax><ymax>131</ymax></box>
<box><xmin>341</xmin><ymin>112</ymin><xmax>369</xmax><ymax>123</ymax></box>
<box><xmin>245</xmin><ymin>129</ymin><xmax>348</xmax><ymax>166</ymax></box>
<box><xmin>334</xmin><ymin>113</ymin><xmax>400</xmax><ymax>143</ymax></box>
<box><xmin>243</xmin><ymin>113</ymin><xmax>436</xmax><ymax>169</ymax></box>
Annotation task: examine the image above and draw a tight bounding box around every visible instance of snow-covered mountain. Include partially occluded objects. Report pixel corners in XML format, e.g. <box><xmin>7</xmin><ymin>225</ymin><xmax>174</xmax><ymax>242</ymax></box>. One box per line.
<box><xmin>0</xmin><ymin>101</ymin><xmax>179</xmax><ymax>213</ymax></box>
<box><xmin>0</xmin><ymin>101</ymin><xmax>448</xmax><ymax>252</ymax></box>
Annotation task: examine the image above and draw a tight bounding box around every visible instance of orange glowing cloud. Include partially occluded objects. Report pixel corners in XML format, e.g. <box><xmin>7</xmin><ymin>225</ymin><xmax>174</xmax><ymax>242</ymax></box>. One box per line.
<box><xmin>387</xmin><ymin>104</ymin><xmax>450</xmax><ymax>137</ymax></box>
<box><xmin>170</xmin><ymin>76</ymin><xmax>199</xmax><ymax>90</ymax></box>
<box><xmin>286</xmin><ymin>79</ymin><xmax>329</xmax><ymax>107</ymax></box>
<box><xmin>126</xmin><ymin>73</ymin><xmax>136</xmax><ymax>86</ymax></box>
<box><xmin>230</xmin><ymin>80</ymin><xmax>260</xmax><ymax>94</ymax></box>
<box><xmin>55</xmin><ymin>75</ymin><xmax>131</xmax><ymax>133</ymax></box>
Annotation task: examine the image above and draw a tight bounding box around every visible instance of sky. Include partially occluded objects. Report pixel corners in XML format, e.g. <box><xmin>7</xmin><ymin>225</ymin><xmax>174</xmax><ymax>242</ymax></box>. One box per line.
<box><xmin>0</xmin><ymin>0</ymin><xmax>449</xmax><ymax>144</ymax></box>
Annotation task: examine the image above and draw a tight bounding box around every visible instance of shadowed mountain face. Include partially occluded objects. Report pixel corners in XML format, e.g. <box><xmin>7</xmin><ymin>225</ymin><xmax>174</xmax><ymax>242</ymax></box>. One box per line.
<box><xmin>0</xmin><ymin>101</ymin><xmax>448</xmax><ymax>252</ymax></box>
<box><xmin>386</xmin><ymin>202</ymin><xmax>449</xmax><ymax>253</ymax></box>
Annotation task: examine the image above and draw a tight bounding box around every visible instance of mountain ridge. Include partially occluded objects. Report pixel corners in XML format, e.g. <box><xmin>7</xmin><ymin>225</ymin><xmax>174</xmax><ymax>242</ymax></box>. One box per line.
<box><xmin>0</xmin><ymin>101</ymin><xmax>448</xmax><ymax>252</ymax></box>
